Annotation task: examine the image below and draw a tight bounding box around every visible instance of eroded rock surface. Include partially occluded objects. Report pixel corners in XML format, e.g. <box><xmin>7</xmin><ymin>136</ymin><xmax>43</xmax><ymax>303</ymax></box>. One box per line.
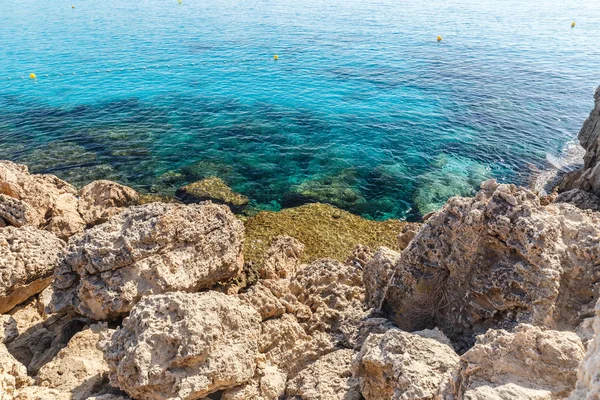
<box><xmin>383</xmin><ymin>180</ymin><xmax>600</xmax><ymax>348</ymax></box>
<box><xmin>559</xmin><ymin>86</ymin><xmax>600</xmax><ymax>196</ymax></box>
<box><xmin>0</xmin><ymin>342</ymin><xmax>32</xmax><ymax>400</ymax></box>
<box><xmin>51</xmin><ymin>202</ymin><xmax>244</xmax><ymax>320</ymax></box>
<box><xmin>453</xmin><ymin>324</ymin><xmax>584</xmax><ymax>399</ymax></box>
<box><xmin>259</xmin><ymin>235</ymin><xmax>305</xmax><ymax>280</ymax></box>
<box><xmin>286</xmin><ymin>349</ymin><xmax>362</xmax><ymax>400</ymax></box>
<box><xmin>35</xmin><ymin>324</ymin><xmax>114</xmax><ymax>400</ymax></box>
<box><xmin>104</xmin><ymin>291</ymin><xmax>261</xmax><ymax>400</ymax></box>
<box><xmin>556</xmin><ymin>188</ymin><xmax>600</xmax><ymax>211</ymax></box>
<box><xmin>354</xmin><ymin>328</ymin><xmax>459</xmax><ymax>400</ymax></box>
<box><xmin>0</xmin><ymin>160</ymin><xmax>138</xmax><ymax>239</ymax></box>
<box><xmin>363</xmin><ymin>247</ymin><xmax>401</xmax><ymax>310</ymax></box>
<box><xmin>0</xmin><ymin>226</ymin><xmax>65</xmax><ymax>314</ymax></box>
<box><xmin>569</xmin><ymin>299</ymin><xmax>600</xmax><ymax>400</ymax></box>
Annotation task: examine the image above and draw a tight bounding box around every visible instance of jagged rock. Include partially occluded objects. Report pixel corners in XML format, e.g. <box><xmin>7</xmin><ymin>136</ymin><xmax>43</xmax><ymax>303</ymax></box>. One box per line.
<box><xmin>345</xmin><ymin>244</ymin><xmax>373</xmax><ymax>269</ymax></box>
<box><xmin>7</xmin><ymin>312</ymin><xmax>90</xmax><ymax>375</ymax></box>
<box><xmin>0</xmin><ymin>315</ymin><xmax>18</xmax><ymax>344</ymax></box>
<box><xmin>35</xmin><ymin>324</ymin><xmax>113</xmax><ymax>400</ymax></box>
<box><xmin>78</xmin><ymin>180</ymin><xmax>139</xmax><ymax>226</ymax></box>
<box><xmin>239</xmin><ymin>280</ymin><xmax>287</xmax><ymax>321</ymax></box>
<box><xmin>286</xmin><ymin>349</ymin><xmax>361</xmax><ymax>400</ymax></box>
<box><xmin>14</xmin><ymin>386</ymin><xmax>71</xmax><ymax>400</ymax></box>
<box><xmin>51</xmin><ymin>202</ymin><xmax>244</xmax><ymax>320</ymax></box>
<box><xmin>0</xmin><ymin>342</ymin><xmax>32</xmax><ymax>400</ymax></box>
<box><xmin>354</xmin><ymin>328</ymin><xmax>459</xmax><ymax>400</ymax></box>
<box><xmin>0</xmin><ymin>226</ymin><xmax>65</xmax><ymax>314</ymax></box>
<box><xmin>259</xmin><ymin>314</ymin><xmax>335</xmax><ymax>376</ymax></box>
<box><xmin>0</xmin><ymin>194</ymin><xmax>43</xmax><ymax>228</ymax></box>
<box><xmin>382</xmin><ymin>180</ymin><xmax>600</xmax><ymax>349</ymax></box>
<box><xmin>259</xmin><ymin>235</ymin><xmax>305</xmax><ymax>279</ymax></box>
<box><xmin>176</xmin><ymin>177</ymin><xmax>249</xmax><ymax>212</ymax></box>
<box><xmin>0</xmin><ymin>160</ymin><xmax>82</xmax><ymax>238</ymax></box>
<box><xmin>452</xmin><ymin>324</ymin><xmax>584</xmax><ymax>399</ymax></box>
<box><xmin>221</xmin><ymin>359</ymin><xmax>287</xmax><ymax>400</ymax></box>
<box><xmin>556</xmin><ymin>188</ymin><xmax>600</xmax><ymax>211</ymax></box>
<box><xmin>363</xmin><ymin>247</ymin><xmax>401</xmax><ymax>310</ymax></box>
<box><xmin>569</xmin><ymin>299</ymin><xmax>600</xmax><ymax>399</ymax></box>
<box><xmin>0</xmin><ymin>161</ymin><xmax>139</xmax><ymax>239</ymax></box>
<box><xmin>104</xmin><ymin>292</ymin><xmax>261</xmax><ymax>400</ymax></box>
<box><xmin>397</xmin><ymin>223</ymin><xmax>421</xmax><ymax>249</ymax></box>
<box><xmin>559</xmin><ymin>86</ymin><xmax>600</xmax><ymax>196</ymax></box>
<box><xmin>285</xmin><ymin>259</ymin><xmax>366</xmax><ymax>348</ymax></box>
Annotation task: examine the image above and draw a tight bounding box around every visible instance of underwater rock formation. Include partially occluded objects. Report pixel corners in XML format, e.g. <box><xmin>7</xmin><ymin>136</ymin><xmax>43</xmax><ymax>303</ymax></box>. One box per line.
<box><xmin>51</xmin><ymin>202</ymin><xmax>244</xmax><ymax>320</ymax></box>
<box><xmin>244</xmin><ymin>202</ymin><xmax>415</xmax><ymax>264</ymax></box>
<box><xmin>176</xmin><ymin>176</ymin><xmax>249</xmax><ymax>212</ymax></box>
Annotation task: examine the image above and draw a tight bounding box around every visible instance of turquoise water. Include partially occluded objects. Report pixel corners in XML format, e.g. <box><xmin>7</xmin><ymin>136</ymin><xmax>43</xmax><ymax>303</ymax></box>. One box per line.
<box><xmin>1</xmin><ymin>0</ymin><xmax>599</xmax><ymax>220</ymax></box>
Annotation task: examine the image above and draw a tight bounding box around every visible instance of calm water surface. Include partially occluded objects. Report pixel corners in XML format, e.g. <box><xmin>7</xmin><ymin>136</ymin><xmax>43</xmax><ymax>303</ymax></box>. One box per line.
<box><xmin>1</xmin><ymin>0</ymin><xmax>599</xmax><ymax>219</ymax></box>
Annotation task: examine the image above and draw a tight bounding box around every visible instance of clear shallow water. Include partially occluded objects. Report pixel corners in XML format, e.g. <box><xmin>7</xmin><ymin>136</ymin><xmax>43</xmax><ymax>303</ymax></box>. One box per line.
<box><xmin>1</xmin><ymin>0</ymin><xmax>598</xmax><ymax>220</ymax></box>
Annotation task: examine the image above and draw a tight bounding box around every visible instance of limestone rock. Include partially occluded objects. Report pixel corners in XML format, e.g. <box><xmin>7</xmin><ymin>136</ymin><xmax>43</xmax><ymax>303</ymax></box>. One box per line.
<box><xmin>104</xmin><ymin>291</ymin><xmax>261</xmax><ymax>400</ymax></box>
<box><xmin>345</xmin><ymin>244</ymin><xmax>373</xmax><ymax>269</ymax></box>
<box><xmin>0</xmin><ymin>160</ymin><xmax>139</xmax><ymax>239</ymax></box>
<box><xmin>35</xmin><ymin>324</ymin><xmax>113</xmax><ymax>400</ymax></box>
<box><xmin>176</xmin><ymin>177</ymin><xmax>249</xmax><ymax>212</ymax></box>
<box><xmin>286</xmin><ymin>349</ymin><xmax>362</xmax><ymax>400</ymax></box>
<box><xmin>0</xmin><ymin>194</ymin><xmax>43</xmax><ymax>228</ymax></box>
<box><xmin>397</xmin><ymin>222</ymin><xmax>421</xmax><ymax>250</ymax></box>
<box><xmin>222</xmin><ymin>360</ymin><xmax>287</xmax><ymax>400</ymax></box>
<box><xmin>0</xmin><ymin>160</ymin><xmax>82</xmax><ymax>238</ymax></box>
<box><xmin>363</xmin><ymin>247</ymin><xmax>401</xmax><ymax>310</ymax></box>
<box><xmin>453</xmin><ymin>324</ymin><xmax>584</xmax><ymax>399</ymax></box>
<box><xmin>0</xmin><ymin>226</ymin><xmax>65</xmax><ymax>314</ymax></box>
<box><xmin>556</xmin><ymin>188</ymin><xmax>600</xmax><ymax>211</ymax></box>
<box><xmin>0</xmin><ymin>342</ymin><xmax>32</xmax><ymax>400</ymax></box>
<box><xmin>569</xmin><ymin>299</ymin><xmax>600</xmax><ymax>400</ymax></box>
<box><xmin>51</xmin><ymin>202</ymin><xmax>244</xmax><ymax>320</ymax></box>
<box><xmin>7</xmin><ymin>312</ymin><xmax>90</xmax><ymax>375</ymax></box>
<box><xmin>0</xmin><ymin>315</ymin><xmax>18</xmax><ymax>344</ymax></box>
<box><xmin>259</xmin><ymin>314</ymin><xmax>335</xmax><ymax>376</ymax></box>
<box><xmin>559</xmin><ymin>86</ymin><xmax>600</xmax><ymax>196</ymax></box>
<box><xmin>239</xmin><ymin>280</ymin><xmax>287</xmax><ymax>321</ymax></box>
<box><xmin>354</xmin><ymin>328</ymin><xmax>459</xmax><ymax>400</ymax></box>
<box><xmin>383</xmin><ymin>180</ymin><xmax>600</xmax><ymax>349</ymax></box>
<box><xmin>78</xmin><ymin>180</ymin><xmax>139</xmax><ymax>226</ymax></box>
<box><xmin>259</xmin><ymin>235</ymin><xmax>305</xmax><ymax>279</ymax></box>
<box><xmin>14</xmin><ymin>386</ymin><xmax>71</xmax><ymax>400</ymax></box>
<box><xmin>287</xmin><ymin>259</ymin><xmax>367</xmax><ymax>348</ymax></box>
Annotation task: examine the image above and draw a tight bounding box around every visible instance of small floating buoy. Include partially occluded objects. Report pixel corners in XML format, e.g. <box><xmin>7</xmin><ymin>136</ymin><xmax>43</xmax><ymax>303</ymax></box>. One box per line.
<box><xmin>71</xmin><ymin>5</ymin><xmax>75</xmax><ymax>8</ymax></box>
<box><xmin>571</xmin><ymin>21</ymin><xmax>576</xmax><ymax>28</ymax></box>
<box><xmin>178</xmin><ymin>0</ymin><xmax>182</xmax><ymax>4</ymax></box>
<box><xmin>29</xmin><ymin>73</ymin><xmax>37</xmax><ymax>79</ymax></box>
<box><xmin>437</xmin><ymin>36</ymin><xmax>442</xmax><ymax>42</ymax></box>
<box><xmin>273</xmin><ymin>54</ymin><xmax>279</xmax><ymax>60</ymax></box>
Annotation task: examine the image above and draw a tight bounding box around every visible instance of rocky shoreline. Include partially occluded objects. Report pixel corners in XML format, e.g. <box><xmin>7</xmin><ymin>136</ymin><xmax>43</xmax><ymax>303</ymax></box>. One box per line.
<box><xmin>1</xmin><ymin>87</ymin><xmax>600</xmax><ymax>400</ymax></box>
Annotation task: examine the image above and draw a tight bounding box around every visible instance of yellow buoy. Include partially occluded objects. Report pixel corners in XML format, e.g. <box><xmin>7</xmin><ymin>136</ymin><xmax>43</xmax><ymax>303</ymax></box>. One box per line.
<box><xmin>571</xmin><ymin>21</ymin><xmax>576</xmax><ymax>27</ymax></box>
<box><xmin>71</xmin><ymin>5</ymin><xmax>75</xmax><ymax>8</ymax></box>
<box><xmin>273</xmin><ymin>54</ymin><xmax>279</xmax><ymax>60</ymax></box>
<box><xmin>178</xmin><ymin>0</ymin><xmax>182</xmax><ymax>3</ymax></box>
<box><xmin>29</xmin><ymin>73</ymin><xmax>37</xmax><ymax>79</ymax></box>
<box><xmin>437</xmin><ymin>36</ymin><xmax>442</xmax><ymax>42</ymax></box>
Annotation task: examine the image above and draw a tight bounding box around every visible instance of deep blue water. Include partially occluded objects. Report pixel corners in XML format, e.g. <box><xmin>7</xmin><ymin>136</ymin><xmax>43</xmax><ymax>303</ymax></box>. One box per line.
<box><xmin>1</xmin><ymin>0</ymin><xmax>599</xmax><ymax>220</ymax></box>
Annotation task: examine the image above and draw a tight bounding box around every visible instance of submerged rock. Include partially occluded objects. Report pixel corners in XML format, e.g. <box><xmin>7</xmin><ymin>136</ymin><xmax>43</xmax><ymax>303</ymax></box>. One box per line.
<box><xmin>176</xmin><ymin>176</ymin><xmax>249</xmax><ymax>212</ymax></box>
<box><xmin>104</xmin><ymin>291</ymin><xmax>261</xmax><ymax>400</ymax></box>
<box><xmin>453</xmin><ymin>324</ymin><xmax>584</xmax><ymax>399</ymax></box>
<box><xmin>0</xmin><ymin>226</ymin><xmax>65</xmax><ymax>314</ymax></box>
<box><xmin>559</xmin><ymin>86</ymin><xmax>600</xmax><ymax>196</ymax></box>
<box><xmin>353</xmin><ymin>328</ymin><xmax>459</xmax><ymax>400</ymax></box>
<box><xmin>51</xmin><ymin>202</ymin><xmax>244</xmax><ymax>320</ymax></box>
<box><xmin>244</xmin><ymin>203</ymin><xmax>410</xmax><ymax>265</ymax></box>
<box><xmin>382</xmin><ymin>180</ymin><xmax>600</xmax><ymax>349</ymax></box>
